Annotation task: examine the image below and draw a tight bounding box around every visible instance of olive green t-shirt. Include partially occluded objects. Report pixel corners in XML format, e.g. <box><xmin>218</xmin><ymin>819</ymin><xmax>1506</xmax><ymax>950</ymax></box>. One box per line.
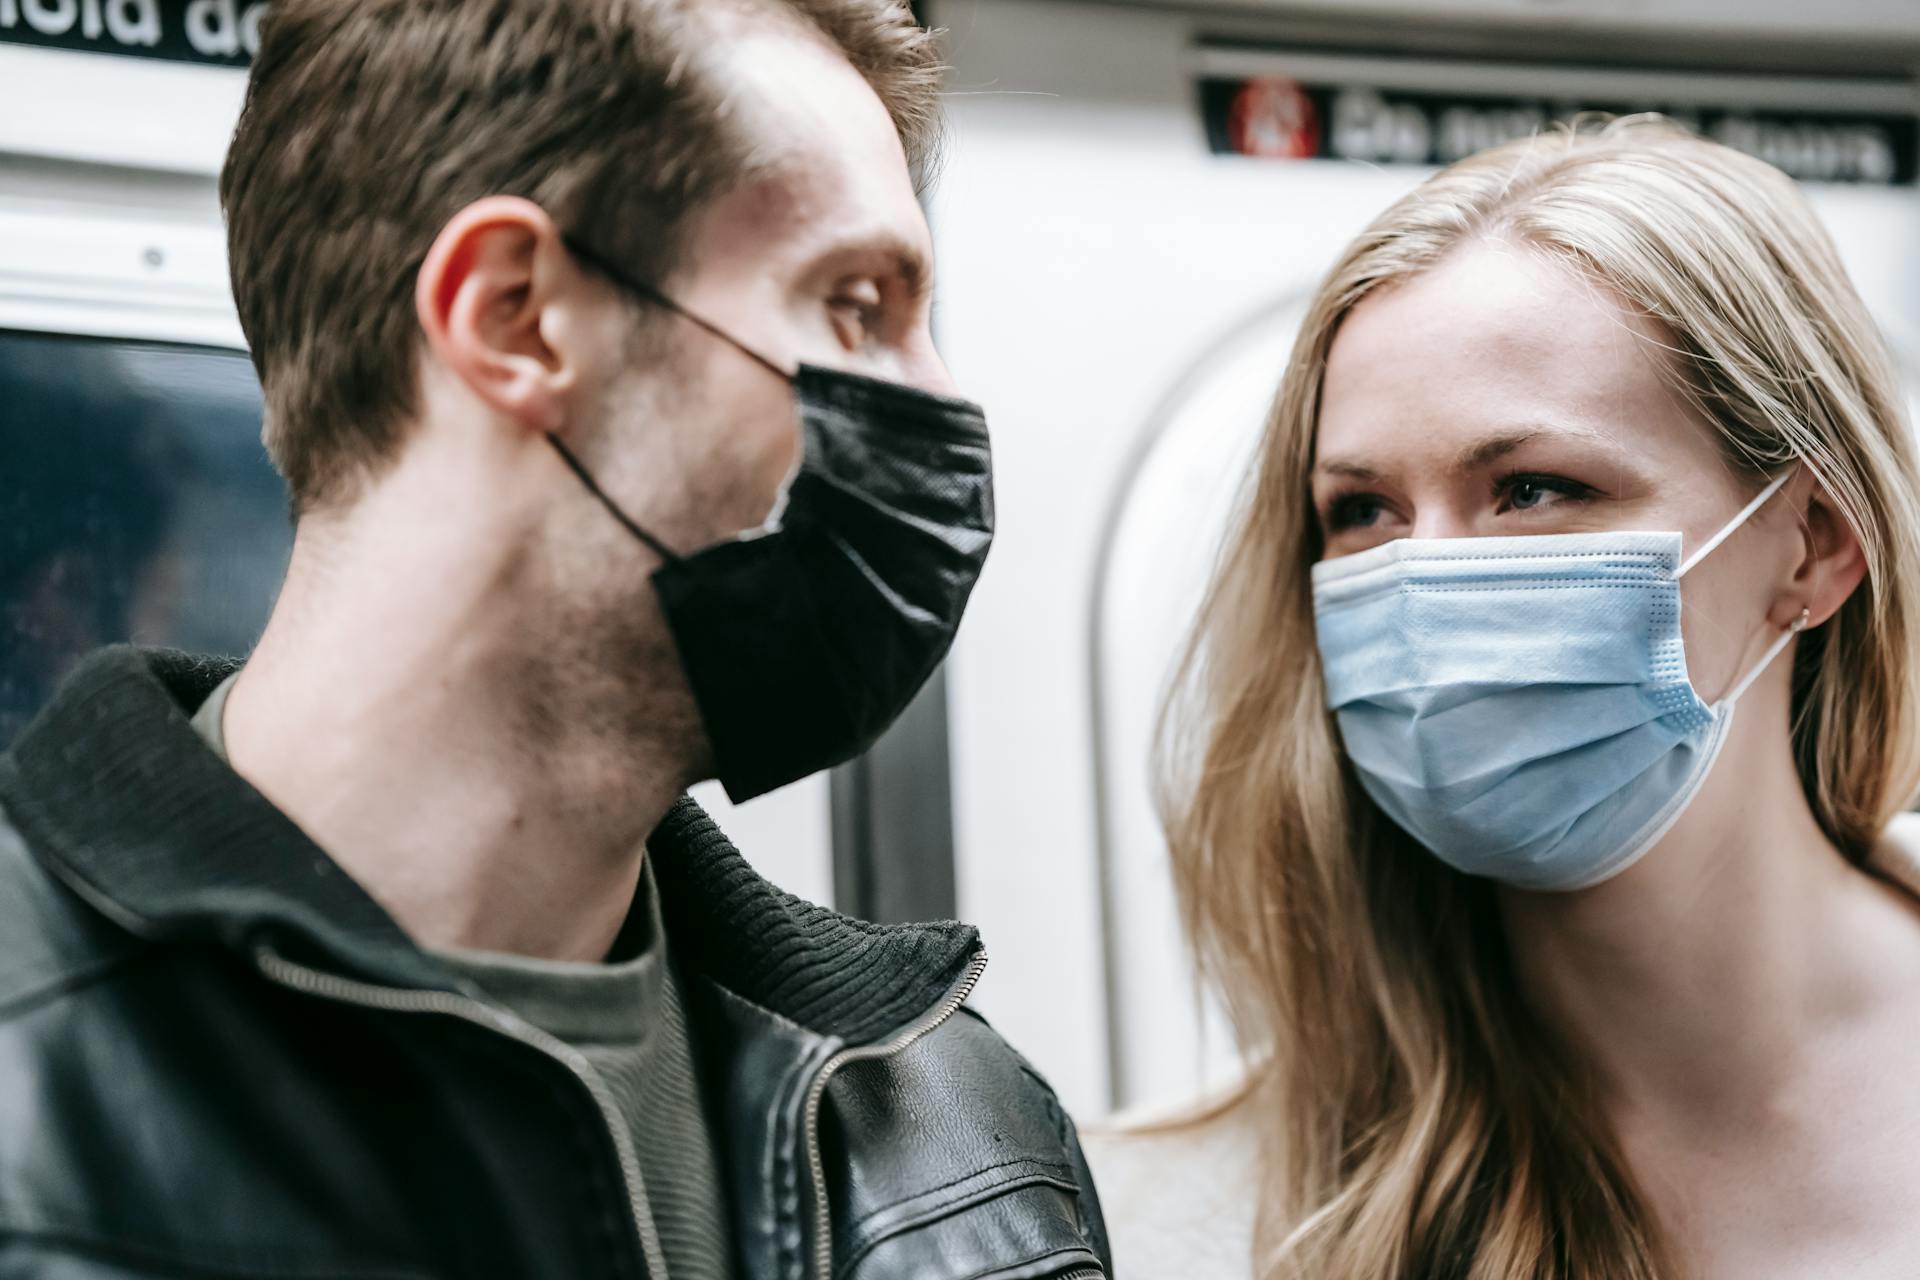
<box><xmin>191</xmin><ymin>674</ymin><xmax>732</xmax><ymax>1280</ymax></box>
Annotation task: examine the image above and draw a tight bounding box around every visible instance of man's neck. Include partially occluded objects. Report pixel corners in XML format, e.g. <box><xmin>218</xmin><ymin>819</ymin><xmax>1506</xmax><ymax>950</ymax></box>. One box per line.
<box><xmin>221</xmin><ymin>499</ymin><xmax>696</xmax><ymax>964</ymax></box>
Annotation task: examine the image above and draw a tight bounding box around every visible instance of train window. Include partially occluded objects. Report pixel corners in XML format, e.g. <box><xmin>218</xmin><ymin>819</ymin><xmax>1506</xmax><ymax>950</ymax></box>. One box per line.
<box><xmin>1</xmin><ymin>329</ymin><xmax>290</xmax><ymax>747</ymax></box>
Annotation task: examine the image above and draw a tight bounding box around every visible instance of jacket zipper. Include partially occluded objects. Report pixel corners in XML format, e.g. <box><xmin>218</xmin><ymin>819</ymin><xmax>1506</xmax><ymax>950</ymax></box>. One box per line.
<box><xmin>800</xmin><ymin>949</ymin><xmax>989</xmax><ymax>1280</ymax></box>
<box><xmin>252</xmin><ymin>945</ymin><xmax>670</xmax><ymax>1280</ymax></box>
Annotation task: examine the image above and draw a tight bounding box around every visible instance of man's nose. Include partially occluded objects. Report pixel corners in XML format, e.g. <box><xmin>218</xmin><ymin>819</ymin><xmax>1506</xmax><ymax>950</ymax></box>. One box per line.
<box><xmin>908</xmin><ymin>348</ymin><xmax>961</xmax><ymax>400</ymax></box>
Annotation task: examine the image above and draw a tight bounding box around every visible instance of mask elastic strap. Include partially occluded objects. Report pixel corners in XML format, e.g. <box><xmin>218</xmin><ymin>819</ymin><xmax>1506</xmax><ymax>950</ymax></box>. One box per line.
<box><xmin>545</xmin><ymin>432</ymin><xmax>682</xmax><ymax>564</ymax></box>
<box><xmin>1676</xmin><ymin>469</ymin><xmax>1796</xmax><ymax>578</ymax></box>
<box><xmin>559</xmin><ymin>233</ymin><xmax>793</xmax><ymax>383</ymax></box>
<box><xmin>1718</xmin><ymin>606</ymin><xmax>1810</xmax><ymax>707</ymax></box>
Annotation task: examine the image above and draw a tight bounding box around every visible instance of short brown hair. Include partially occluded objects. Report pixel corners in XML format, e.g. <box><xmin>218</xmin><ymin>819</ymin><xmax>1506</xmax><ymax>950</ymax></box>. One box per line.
<box><xmin>220</xmin><ymin>0</ymin><xmax>943</xmax><ymax>514</ymax></box>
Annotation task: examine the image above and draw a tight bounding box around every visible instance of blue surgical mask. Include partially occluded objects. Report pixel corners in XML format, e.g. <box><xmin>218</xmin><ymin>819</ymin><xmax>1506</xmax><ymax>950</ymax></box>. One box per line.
<box><xmin>1311</xmin><ymin>471</ymin><xmax>1803</xmax><ymax>891</ymax></box>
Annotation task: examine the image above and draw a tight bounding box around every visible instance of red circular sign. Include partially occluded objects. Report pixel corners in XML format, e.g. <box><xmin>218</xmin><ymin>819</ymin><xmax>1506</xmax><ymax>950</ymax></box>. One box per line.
<box><xmin>1227</xmin><ymin>77</ymin><xmax>1321</xmax><ymax>160</ymax></box>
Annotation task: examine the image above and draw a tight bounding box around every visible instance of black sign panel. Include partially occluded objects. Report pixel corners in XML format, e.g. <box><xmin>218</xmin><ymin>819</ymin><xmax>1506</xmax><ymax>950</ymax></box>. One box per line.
<box><xmin>0</xmin><ymin>0</ymin><xmax>266</xmax><ymax>67</ymax></box>
<box><xmin>1201</xmin><ymin>77</ymin><xmax>1920</xmax><ymax>187</ymax></box>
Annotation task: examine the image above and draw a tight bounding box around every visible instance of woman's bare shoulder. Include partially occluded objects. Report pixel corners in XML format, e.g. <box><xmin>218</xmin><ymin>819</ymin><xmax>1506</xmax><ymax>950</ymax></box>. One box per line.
<box><xmin>1080</xmin><ymin>1081</ymin><xmax>1264</xmax><ymax>1279</ymax></box>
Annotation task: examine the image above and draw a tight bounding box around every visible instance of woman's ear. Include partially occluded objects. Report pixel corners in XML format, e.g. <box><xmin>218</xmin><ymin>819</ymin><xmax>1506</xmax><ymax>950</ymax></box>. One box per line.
<box><xmin>1785</xmin><ymin>474</ymin><xmax>1868</xmax><ymax>629</ymax></box>
<box><xmin>414</xmin><ymin>196</ymin><xmax>576</xmax><ymax>435</ymax></box>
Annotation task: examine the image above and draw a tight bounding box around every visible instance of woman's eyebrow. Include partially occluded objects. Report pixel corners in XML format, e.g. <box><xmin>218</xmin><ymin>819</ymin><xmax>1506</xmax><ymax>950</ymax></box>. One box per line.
<box><xmin>1453</xmin><ymin>429</ymin><xmax>1545</xmax><ymax>472</ymax></box>
<box><xmin>1452</xmin><ymin>423</ymin><xmax>1621</xmax><ymax>472</ymax></box>
<box><xmin>1314</xmin><ymin>424</ymin><xmax>1625</xmax><ymax>483</ymax></box>
<box><xmin>1312</xmin><ymin>459</ymin><xmax>1385</xmax><ymax>481</ymax></box>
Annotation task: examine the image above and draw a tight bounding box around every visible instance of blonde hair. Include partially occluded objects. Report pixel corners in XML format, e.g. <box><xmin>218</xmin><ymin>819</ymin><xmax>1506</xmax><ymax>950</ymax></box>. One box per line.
<box><xmin>1158</xmin><ymin>116</ymin><xmax>1920</xmax><ymax>1278</ymax></box>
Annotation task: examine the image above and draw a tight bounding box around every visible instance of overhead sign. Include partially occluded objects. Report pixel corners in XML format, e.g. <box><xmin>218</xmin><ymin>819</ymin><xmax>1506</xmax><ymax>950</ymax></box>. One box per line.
<box><xmin>0</xmin><ymin>0</ymin><xmax>265</xmax><ymax>67</ymax></box>
<box><xmin>1202</xmin><ymin>76</ymin><xmax>1919</xmax><ymax>187</ymax></box>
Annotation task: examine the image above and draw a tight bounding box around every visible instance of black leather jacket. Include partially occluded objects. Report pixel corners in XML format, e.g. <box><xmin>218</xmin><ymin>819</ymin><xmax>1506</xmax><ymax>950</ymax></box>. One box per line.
<box><xmin>0</xmin><ymin>649</ymin><xmax>1111</xmax><ymax>1280</ymax></box>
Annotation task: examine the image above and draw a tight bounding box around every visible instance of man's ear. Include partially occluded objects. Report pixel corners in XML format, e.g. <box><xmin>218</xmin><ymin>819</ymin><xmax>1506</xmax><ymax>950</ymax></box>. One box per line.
<box><xmin>415</xmin><ymin>196</ymin><xmax>577</xmax><ymax>434</ymax></box>
<box><xmin>1784</xmin><ymin>472</ymin><xmax>1869</xmax><ymax>629</ymax></box>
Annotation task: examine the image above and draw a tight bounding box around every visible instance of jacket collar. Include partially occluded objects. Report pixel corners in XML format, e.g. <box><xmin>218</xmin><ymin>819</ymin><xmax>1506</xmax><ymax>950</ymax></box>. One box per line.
<box><xmin>0</xmin><ymin>646</ymin><xmax>979</xmax><ymax>1045</ymax></box>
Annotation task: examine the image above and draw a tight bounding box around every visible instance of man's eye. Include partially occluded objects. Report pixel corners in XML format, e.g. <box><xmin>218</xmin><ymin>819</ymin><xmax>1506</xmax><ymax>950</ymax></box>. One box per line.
<box><xmin>828</xmin><ymin>299</ymin><xmax>875</xmax><ymax>349</ymax></box>
<box><xmin>827</xmin><ymin>278</ymin><xmax>885</xmax><ymax>351</ymax></box>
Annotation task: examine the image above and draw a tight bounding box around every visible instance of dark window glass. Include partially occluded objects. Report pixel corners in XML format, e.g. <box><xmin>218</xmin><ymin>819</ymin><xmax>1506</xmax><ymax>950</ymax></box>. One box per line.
<box><xmin>1</xmin><ymin>329</ymin><xmax>291</xmax><ymax>747</ymax></box>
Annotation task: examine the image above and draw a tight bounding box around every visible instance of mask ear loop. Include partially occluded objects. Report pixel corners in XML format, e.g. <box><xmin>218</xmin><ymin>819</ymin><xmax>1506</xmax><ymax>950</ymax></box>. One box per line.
<box><xmin>1673</xmin><ymin>469</ymin><xmax>1805</xmax><ymax>707</ymax></box>
<box><xmin>545</xmin><ymin>232</ymin><xmax>800</xmax><ymax>563</ymax></box>
<box><xmin>1718</xmin><ymin>606</ymin><xmax>1811</xmax><ymax>707</ymax></box>
<box><xmin>1677</xmin><ymin>469</ymin><xmax>1796</xmax><ymax>578</ymax></box>
<box><xmin>558</xmin><ymin>232</ymin><xmax>793</xmax><ymax>382</ymax></box>
<box><xmin>545</xmin><ymin>433</ymin><xmax>682</xmax><ymax>564</ymax></box>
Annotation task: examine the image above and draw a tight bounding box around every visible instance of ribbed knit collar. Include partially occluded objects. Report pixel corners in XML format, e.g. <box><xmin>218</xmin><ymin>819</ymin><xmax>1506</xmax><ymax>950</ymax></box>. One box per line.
<box><xmin>0</xmin><ymin>646</ymin><xmax>979</xmax><ymax>1046</ymax></box>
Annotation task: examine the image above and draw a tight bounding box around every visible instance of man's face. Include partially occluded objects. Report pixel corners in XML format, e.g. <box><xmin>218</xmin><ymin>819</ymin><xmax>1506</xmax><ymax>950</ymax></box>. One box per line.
<box><xmin>593</xmin><ymin>28</ymin><xmax>952</xmax><ymax>556</ymax></box>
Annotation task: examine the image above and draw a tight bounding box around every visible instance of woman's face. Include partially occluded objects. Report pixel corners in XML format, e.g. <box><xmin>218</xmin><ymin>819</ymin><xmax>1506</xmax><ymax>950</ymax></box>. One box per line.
<box><xmin>1311</xmin><ymin>237</ymin><xmax>1796</xmax><ymax>701</ymax></box>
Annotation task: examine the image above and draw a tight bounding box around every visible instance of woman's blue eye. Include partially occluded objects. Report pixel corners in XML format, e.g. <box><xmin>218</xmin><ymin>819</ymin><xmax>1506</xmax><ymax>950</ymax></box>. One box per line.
<box><xmin>1327</xmin><ymin>495</ymin><xmax>1385</xmax><ymax>530</ymax></box>
<box><xmin>1497</xmin><ymin>473</ymin><xmax>1593</xmax><ymax>513</ymax></box>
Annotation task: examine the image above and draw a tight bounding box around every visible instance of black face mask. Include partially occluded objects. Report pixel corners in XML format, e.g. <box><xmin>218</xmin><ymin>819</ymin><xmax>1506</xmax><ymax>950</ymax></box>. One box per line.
<box><xmin>552</xmin><ymin>235</ymin><xmax>995</xmax><ymax>802</ymax></box>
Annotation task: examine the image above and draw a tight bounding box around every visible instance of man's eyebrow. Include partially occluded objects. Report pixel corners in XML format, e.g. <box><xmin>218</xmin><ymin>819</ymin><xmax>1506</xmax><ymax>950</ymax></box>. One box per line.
<box><xmin>898</xmin><ymin>246</ymin><xmax>931</xmax><ymax>298</ymax></box>
<box><xmin>819</xmin><ymin>231</ymin><xmax>932</xmax><ymax>298</ymax></box>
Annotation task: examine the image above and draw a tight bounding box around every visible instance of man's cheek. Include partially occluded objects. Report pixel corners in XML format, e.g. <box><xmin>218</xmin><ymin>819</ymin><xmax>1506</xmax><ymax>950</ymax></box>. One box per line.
<box><xmin>748</xmin><ymin>412</ymin><xmax>804</xmax><ymax>530</ymax></box>
<box><xmin>695</xmin><ymin>396</ymin><xmax>801</xmax><ymax>540</ymax></box>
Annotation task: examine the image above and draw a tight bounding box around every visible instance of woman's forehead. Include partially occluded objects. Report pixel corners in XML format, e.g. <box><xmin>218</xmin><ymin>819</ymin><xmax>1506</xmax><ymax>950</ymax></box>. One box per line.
<box><xmin>1313</xmin><ymin>242</ymin><xmax>1713</xmax><ymax>477</ymax></box>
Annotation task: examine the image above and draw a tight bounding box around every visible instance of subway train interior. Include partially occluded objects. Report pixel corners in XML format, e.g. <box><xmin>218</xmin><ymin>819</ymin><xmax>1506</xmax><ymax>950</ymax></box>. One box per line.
<box><xmin>4</xmin><ymin>0</ymin><xmax>1919</xmax><ymax>1119</ymax></box>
